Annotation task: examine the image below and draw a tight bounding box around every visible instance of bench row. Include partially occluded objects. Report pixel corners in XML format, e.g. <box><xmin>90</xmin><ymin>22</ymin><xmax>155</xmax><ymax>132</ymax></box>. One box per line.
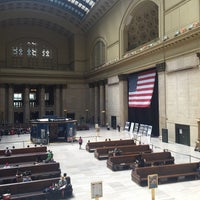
<box><xmin>0</xmin><ymin>146</ymin><xmax>47</xmax><ymax>157</ymax></box>
<box><xmin>94</xmin><ymin>144</ymin><xmax>152</xmax><ymax>160</ymax></box>
<box><xmin>0</xmin><ymin>162</ymin><xmax>61</xmax><ymax>184</ymax></box>
<box><xmin>86</xmin><ymin>139</ymin><xmax>136</xmax><ymax>152</ymax></box>
<box><xmin>0</xmin><ymin>146</ymin><xmax>73</xmax><ymax>199</ymax></box>
<box><xmin>107</xmin><ymin>151</ymin><xmax>175</xmax><ymax>171</ymax></box>
<box><xmin>0</xmin><ymin>152</ymin><xmax>48</xmax><ymax>167</ymax></box>
<box><xmin>131</xmin><ymin>162</ymin><xmax>200</xmax><ymax>186</ymax></box>
<box><xmin>0</xmin><ymin>177</ymin><xmax>59</xmax><ymax>200</ymax></box>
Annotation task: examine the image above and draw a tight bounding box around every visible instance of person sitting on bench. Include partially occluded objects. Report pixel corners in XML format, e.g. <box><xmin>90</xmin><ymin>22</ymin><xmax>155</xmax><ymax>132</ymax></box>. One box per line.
<box><xmin>58</xmin><ymin>175</ymin><xmax>67</xmax><ymax>198</ymax></box>
<box><xmin>113</xmin><ymin>147</ymin><xmax>122</xmax><ymax>156</ymax></box>
<box><xmin>22</xmin><ymin>171</ymin><xmax>32</xmax><ymax>182</ymax></box>
<box><xmin>196</xmin><ymin>162</ymin><xmax>200</xmax><ymax>172</ymax></box>
<box><xmin>16</xmin><ymin>169</ymin><xmax>23</xmax><ymax>182</ymax></box>
<box><xmin>44</xmin><ymin>150</ymin><xmax>54</xmax><ymax>163</ymax></box>
<box><xmin>135</xmin><ymin>154</ymin><xmax>145</xmax><ymax>167</ymax></box>
<box><xmin>5</xmin><ymin>147</ymin><xmax>12</xmax><ymax>156</ymax></box>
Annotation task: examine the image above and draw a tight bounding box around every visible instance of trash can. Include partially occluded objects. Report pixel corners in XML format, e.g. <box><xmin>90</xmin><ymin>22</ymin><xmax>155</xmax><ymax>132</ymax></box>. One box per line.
<box><xmin>162</xmin><ymin>128</ymin><xmax>168</xmax><ymax>143</ymax></box>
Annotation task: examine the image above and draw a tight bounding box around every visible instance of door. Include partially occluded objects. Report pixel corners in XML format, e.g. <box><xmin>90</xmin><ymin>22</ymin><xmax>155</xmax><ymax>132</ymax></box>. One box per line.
<box><xmin>111</xmin><ymin>116</ymin><xmax>116</xmax><ymax>129</ymax></box>
<box><xmin>175</xmin><ymin>124</ymin><xmax>190</xmax><ymax>146</ymax></box>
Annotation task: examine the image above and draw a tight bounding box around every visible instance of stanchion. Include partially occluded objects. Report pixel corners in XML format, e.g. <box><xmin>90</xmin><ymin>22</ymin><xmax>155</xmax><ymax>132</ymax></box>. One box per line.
<box><xmin>151</xmin><ymin>188</ymin><xmax>155</xmax><ymax>200</ymax></box>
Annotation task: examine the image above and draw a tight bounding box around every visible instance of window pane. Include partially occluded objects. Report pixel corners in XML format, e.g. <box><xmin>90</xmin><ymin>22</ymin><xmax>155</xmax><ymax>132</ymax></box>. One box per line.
<box><xmin>14</xmin><ymin>93</ymin><xmax>22</xmax><ymax>100</ymax></box>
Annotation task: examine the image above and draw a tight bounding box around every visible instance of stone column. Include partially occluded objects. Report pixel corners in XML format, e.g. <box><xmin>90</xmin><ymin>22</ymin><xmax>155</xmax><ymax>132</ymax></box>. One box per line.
<box><xmin>0</xmin><ymin>84</ymin><xmax>6</xmax><ymax>124</ymax></box>
<box><xmin>118</xmin><ymin>75</ymin><xmax>128</xmax><ymax>129</ymax></box>
<box><xmin>195</xmin><ymin>54</ymin><xmax>200</xmax><ymax>149</ymax></box>
<box><xmin>94</xmin><ymin>84</ymin><xmax>99</xmax><ymax>124</ymax></box>
<box><xmin>99</xmin><ymin>81</ymin><xmax>105</xmax><ymax>126</ymax></box>
<box><xmin>8</xmin><ymin>85</ymin><xmax>14</xmax><ymax>125</ymax></box>
<box><xmin>157</xmin><ymin>62</ymin><xmax>167</xmax><ymax>138</ymax></box>
<box><xmin>62</xmin><ymin>84</ymin><xmax>67</xmax><ymax>117</ymax></box>
<box><xmin>59</xmin><ymin>85</ymin><xmax>63</xmax><ymax>117</ymax></box>
<box><xmin>40</xmin><ymin>86</ymin><xmax>45</xmax><ymax>118</ymax></box>
<box><xmin>88</xmin><ymin>84</ymin><xmax>95</xmax><ymax>124</ymax></box>
<box><xmin>24</xmin><ymin>86</ymin><xmax>30</xmax><ymax>124</ymax></box>
<box><xmin>197</xmin><ymin>120</ymin><xmax>200</xmax><ymax>141</ymax></box>
<box><xmin>55</xmin><ymin>85</ymin><xmax>60</xmax><ymax>116</ymax></box>
<box><xmin>195</xmin><ymin>120</ymin><xmax>200</xmax><ymax>150</ymax></box>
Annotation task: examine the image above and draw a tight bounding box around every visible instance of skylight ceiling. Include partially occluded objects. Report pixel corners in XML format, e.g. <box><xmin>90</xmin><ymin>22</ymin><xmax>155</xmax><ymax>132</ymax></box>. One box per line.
<box><xmin>47</xmin><ymin>0</ymin><xmax>97</xmax><ymax>20</ymax></box>
<box><xmin>0</xmin><ymin>0</ymin><xmax>118</xmax><ymax>32</ymax></box>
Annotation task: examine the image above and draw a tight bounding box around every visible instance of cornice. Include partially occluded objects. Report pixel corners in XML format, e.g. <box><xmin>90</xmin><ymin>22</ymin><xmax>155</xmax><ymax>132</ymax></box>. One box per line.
<box><xmin>0</xmin><ymin>68</ymin><xmax>87</xmax><ymax>84</ymax></box>
<box><xmin>87</xmin><ymin>26</ymin><xmax>200</xmax><ymax>81</ymax></box>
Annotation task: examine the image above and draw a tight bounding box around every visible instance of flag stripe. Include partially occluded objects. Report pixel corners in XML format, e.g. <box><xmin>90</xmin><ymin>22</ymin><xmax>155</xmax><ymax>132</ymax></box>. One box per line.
<box><xmin>128</xmin><ymin>69</ymin><xmax>156</xmax><ymax>108</ymax></box>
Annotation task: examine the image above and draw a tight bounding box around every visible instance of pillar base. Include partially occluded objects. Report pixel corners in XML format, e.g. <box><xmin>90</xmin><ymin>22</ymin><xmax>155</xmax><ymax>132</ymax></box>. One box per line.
<box><xmin>195</xmin><ymin>139</ymin><xmax>200</xmax><ymax>151</ymax></box>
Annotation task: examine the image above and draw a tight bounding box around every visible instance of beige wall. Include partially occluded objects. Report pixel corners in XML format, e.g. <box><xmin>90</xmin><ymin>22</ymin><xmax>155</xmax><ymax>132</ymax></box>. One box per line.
<box><xmin>65</xmin><ymin>83</ymin><xmax>89</xmax><ymax>121</ymax></box>
<box><xmin>106</xmin><ymin>76</ymin><xmax>120</xmax><ymax>126</ymax></box>
<box><xmin>0</xmin><ymin>25</ymin><xmax>70</xmax><ymax>66</ymax></box>
<box><xmin>74</xmin><ymin>34</ymin><xmax>87</xmax><ymax>72</ymax></box>
<box><xmin>158</xmin><ymin>71</ymin><xmax>167</xmax><ymax>136</ymax></box>
<box><xmin>165</xmin><ymin>53</ymin><xmax>200</xmax><ymax>145</ymax></box>
<box><xmin>86</xmin><ymin>1</ymin><xmax>132</xmax><ymax>66</ymax></box>
<box><xmin>85</xmin><ymin>0</ymin><xmax>200</xmax><ymax>145</ymax></box>
<box><xmin>165</xmin><ymin>0</ymin><xmax>199</xmax><ymax>37</ymax></box>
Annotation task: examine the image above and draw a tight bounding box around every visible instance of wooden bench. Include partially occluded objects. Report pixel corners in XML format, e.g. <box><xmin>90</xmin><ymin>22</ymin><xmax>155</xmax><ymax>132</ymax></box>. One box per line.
<box><xmin>107</xmin><ymin>154</ymin><xmax>138</xmax><ymax>171</ymax></box>
<box><xmin>86</xmin><ymin>139</ymin><xmax>136</xmax><ymax>152</ymax></box>
<box><xmin>0</xmin><ymin>177</ymin><xmax>60</xmax><ymax>200</ymax></box>
<box><xmin>0</xmin><ymin>162</ymin><xmax>61</xmax><ymax>184</ymax></box>
<box><xmin>94</xmin><ymin>144</ymin><xmax>152</xmax><ymax>160</ymax></box>
<box><xmin>107</xmin><ymin>151</ymin><xmax>174</xmax><ymax>171</ymax></box>
<box><xmin>131</xmin><ymin>162</ymin><xmax>200</xmax><ymax>186</ymax></box>
<box><xmin>0</xmin><ymin>146</ymin><xmax>47</xmax><ymax>156</ymax></box>
<box><xmin>0</xmin><ymin>152</ymin><xmax>48</xmax><ymax>166</ymax></box>
<box><xmin>143</xmin><ymin>151</ymin><xmax>174</xmax><ymax>166</ymax></box>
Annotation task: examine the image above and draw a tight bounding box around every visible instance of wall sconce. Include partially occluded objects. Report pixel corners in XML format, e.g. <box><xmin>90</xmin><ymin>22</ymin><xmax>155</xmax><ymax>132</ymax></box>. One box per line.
<box><xmin>163</xmin><ymin>35</ymin><xmax>169</xmax><ymax>41</ymax></box>
<box><xmin>188</xmin><ymin>22</ymin><xmax>199</xmax><ymax>30</ymax></box>
<box><xmin>174</xmin><ymin>31</ymin><xmax>180</xmax><ymax>37</ymax></box>
<box><xmin>64</xmin><ymin>109</ymin><xmax>67</xmax><ymax>117</ymax></box>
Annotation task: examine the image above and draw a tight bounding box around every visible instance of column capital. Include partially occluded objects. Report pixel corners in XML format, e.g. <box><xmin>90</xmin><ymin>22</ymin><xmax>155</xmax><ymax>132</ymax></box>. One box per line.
<box><xmin>118</xmin><ymin>74</ymin><xmax>128</xmax><ymax>81</ymax></box>
<box><xmin>156</xmin><ymin>62</ymin><xmax>166</xmax><ymax>72</ymax></box>
<box><xmin>99</xmin><ymin>79</ymin><xmax>107</xmax><ymax>86</ymax></box>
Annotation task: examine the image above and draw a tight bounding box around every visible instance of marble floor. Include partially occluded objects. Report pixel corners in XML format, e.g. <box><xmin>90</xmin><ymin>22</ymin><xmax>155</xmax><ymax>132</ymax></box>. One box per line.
<box><xmin>1</xmin><ymin>127</ymin><xmax>200</xmax><ymax>200</ymax></box>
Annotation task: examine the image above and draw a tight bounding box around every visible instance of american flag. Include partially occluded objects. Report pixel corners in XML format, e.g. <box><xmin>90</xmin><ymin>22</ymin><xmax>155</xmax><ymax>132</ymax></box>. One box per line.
<box><xmin>128</xmin><ymin>69</ymin><xmax>156</xmax><ymax>108</ymax></box>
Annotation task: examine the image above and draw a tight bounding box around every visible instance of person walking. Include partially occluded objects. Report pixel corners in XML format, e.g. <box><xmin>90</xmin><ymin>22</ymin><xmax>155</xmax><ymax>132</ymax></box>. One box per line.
<box><xmin>78</xmin><ymin>137</ymin><xmax>83</xmax><ymax>149</ymax></box>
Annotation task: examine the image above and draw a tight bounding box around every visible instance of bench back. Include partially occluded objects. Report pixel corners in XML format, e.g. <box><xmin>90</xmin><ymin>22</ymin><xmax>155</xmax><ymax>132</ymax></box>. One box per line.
<box><xmin>86</xmin><ymin>139</ymin><xmax>135</xmax><ymax>152</ymax></box>
<box><xmin>135</xmin><ymin>162</ymin><xmax>199</xmax><ymax>178</ymax></box>
<box><xmin>108</xmin><ymin>154</ymin><xmax>138</xmax><ymax>164</ymax></box>
<box><xmin>108</xmin><ymin>152</ymin><xmax>174</xmax><ymax>165</ymax></box>
<box><xmin>95</xmin><ymin>144</ymin><xmax>151</xmax><ymax>155</ymax></box>
<box><xmin>0</xmin><ymin>146</ymin><xmax>47</xmax><ymax>156</ymax></box>
<box><xmin>0</xmin><ymin>177</ymin><xmax>60</xmax><ymax>195</ymax></box>
<box><xmin>0</xmin><ymin>152</ymin><xmax>47</xmax><ymax>165</ymax></box>
<box><xmin>142</xmin><ymin>152</ymin><xmax>173</xmax><ymax>161</ymax></box>
<box><xmin>0</xmin><ymin>162</ymin><xmax>60</xmax><ymax>178</ymax></box>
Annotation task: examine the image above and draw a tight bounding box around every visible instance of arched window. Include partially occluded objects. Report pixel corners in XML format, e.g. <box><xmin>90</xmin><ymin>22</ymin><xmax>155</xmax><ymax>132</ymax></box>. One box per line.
<box><xmin>91</xmin><ymin>40</ymin><xmax>106</xmax><ymax>68</ymax></box>
<box><xmin>125</xmin><ymin>1</ymin><xmax>158</xmax><ymax>52</ymax></box>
